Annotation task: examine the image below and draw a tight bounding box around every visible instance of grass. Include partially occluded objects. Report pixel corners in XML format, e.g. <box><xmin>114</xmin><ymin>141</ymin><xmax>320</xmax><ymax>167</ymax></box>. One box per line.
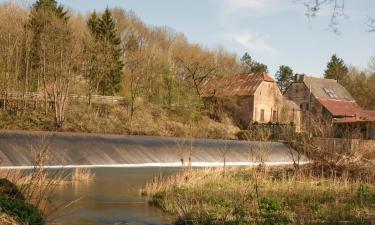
<box><xmin>0</xmin><ymin>102</ymin><xmax>239</xmax><ymax>140</ymax></box>
<box><xmin>71</xmin><ymin>168</ymin><xmax>95</xmax><ymax>182</ymax></box>
<box><xmin>0</xmin><ymin>213</ymin><xmax>19</xmax><ymax>225</ymax></box>
<box><xmin>141</xmin><ymin>167</ymin><xmax>375</xmax><ymax>225</ymax></box>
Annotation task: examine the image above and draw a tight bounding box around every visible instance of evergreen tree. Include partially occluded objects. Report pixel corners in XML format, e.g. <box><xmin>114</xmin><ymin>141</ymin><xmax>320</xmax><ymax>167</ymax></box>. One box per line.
<box><xmin>87</xmin><ymin>11</ymin><xmax>100</xmax><ymax>38</ymax></box>
<box><xmin>29</xmin><ymin>0</ymin><xmax>70</xmax><ymax>91</ymax></box>
<box><xmin>86</xmin><ymin>8</ymin><xmax>123</xmax><ymax>95</ymax></box>
<box><xmin>324</xmin><ymin>54</ymin><xmax>348</xmax><ymax>84</ymax></box>
<box><xmin>275</xmin><ymin>65</ymin><xmax>294</xmax><ymax>92</ymax></box>
<box><xmin>240</xmin><ymin>52</ymin><xmax>268</xmax><ymax>74</ymax></box>
<box><xmin>98</xmin><ymin>8</ymin><xmax>121</xmax><ymax>46</ymax></box>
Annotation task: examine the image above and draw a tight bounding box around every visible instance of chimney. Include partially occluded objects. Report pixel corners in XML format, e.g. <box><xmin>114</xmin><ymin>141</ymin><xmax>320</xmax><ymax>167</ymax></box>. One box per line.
<box><xmin>294</xmin><ymin>74</ymin><xmax>305</xmax><ymax>82</ymax></box>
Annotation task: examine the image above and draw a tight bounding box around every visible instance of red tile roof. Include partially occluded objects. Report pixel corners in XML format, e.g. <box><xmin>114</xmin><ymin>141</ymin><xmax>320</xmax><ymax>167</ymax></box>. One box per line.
<box><xmin>201</xmin><ymin>73</ymin><xmax>274</xmax><ymax>97</ymax></box>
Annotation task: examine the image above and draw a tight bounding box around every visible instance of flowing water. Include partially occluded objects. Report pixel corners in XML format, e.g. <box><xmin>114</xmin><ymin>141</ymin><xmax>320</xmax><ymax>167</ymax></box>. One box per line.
<box><xmin>49</xmin><ymin>168</ymin><xmax>180</xmax><ymax>225</ymax></box>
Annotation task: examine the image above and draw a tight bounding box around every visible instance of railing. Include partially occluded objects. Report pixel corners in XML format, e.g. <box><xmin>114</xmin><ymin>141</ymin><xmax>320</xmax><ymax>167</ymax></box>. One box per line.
<box><xmin>0</xmin><ymin>91</ymin><xmax>125</xmax><ymax>105</ymax></box>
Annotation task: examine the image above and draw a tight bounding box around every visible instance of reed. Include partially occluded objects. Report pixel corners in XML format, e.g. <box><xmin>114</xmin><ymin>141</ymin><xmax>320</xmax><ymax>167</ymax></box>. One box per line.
<box><xmin>71</xmin><ymin>168</ymin><xmax>95</xmax><ymax>182</ymax></box>
<box><xmin>0</xmin><ymin>214</ymin><xmax>19</xmax><ymax>225</ymax></box>
<box><xmin>142</xmin><ymin>167</ymin><xmax>375</xmax><ymax>224</ymax></box>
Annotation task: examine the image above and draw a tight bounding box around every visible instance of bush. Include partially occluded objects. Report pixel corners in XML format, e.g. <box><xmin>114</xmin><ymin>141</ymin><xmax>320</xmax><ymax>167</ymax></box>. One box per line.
<box><xmin>0</xmin><ymin>195</ymin><xmax>43</xmax><ymax>225</ymax></box>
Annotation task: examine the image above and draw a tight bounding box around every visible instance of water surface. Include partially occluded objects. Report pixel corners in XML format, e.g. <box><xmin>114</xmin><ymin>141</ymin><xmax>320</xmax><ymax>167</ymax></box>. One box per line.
<box><xmin>50</xmin><ymin>168</ymin><xmax>180</xmax><ymax>225</ymax></box>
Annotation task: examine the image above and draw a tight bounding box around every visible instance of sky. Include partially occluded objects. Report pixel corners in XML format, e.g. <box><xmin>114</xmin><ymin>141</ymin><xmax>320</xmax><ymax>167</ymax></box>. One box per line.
<box><xmin>4</xmin><ymin>0</ymin><xmax>375</xmax><ymax>77</ymax></box>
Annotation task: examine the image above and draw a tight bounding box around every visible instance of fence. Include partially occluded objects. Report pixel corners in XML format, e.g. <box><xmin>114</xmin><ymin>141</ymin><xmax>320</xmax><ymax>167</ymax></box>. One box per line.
<box><xmin>314</xmin><ymin>138</ymin><xmax>375</xmax><ymax>154</ymax></box>
<box><xmin>0</xmin><ymin>91</ymin><xmax>125</xmax><ymax>105</ymax></box>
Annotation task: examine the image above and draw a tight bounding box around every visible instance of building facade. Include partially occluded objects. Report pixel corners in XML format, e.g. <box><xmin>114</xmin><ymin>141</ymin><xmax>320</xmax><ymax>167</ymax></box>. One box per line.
<box><xmin>284</xmin><ymin>74</ymin><xmax>375</xmax><ymax>139</ymax></box>
<box><xmin>202</xmin><ymin>73</ymin><xmax>301</xmax><ymax>130</ymax></box>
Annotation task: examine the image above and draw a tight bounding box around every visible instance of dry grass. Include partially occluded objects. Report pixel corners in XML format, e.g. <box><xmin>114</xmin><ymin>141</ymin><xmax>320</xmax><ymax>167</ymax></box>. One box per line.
<box><xmin>142</xmin><ymin>167</ymin><xmax>375</xmax><ymax>225</ymax></box>
<box><xmin>71</xmin><ymin>168</ymin><xmax>95</xmax><ymax>182</ymax></box>
<box><xmin>0</xmin><ymin>214</ymin><xmax>20</xmax><ymax>225</ymax></box>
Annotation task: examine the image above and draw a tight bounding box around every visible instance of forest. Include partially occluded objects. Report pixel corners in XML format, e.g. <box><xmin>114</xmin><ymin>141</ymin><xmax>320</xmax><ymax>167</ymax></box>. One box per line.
<box><xmin>0</xmin><ymin>0</ymin><xmax>374</xmax><ymax>138</ymax></box>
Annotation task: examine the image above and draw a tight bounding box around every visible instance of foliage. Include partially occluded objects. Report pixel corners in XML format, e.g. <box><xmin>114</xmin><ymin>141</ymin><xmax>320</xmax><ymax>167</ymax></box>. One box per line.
<box><xmin>142</xmin><ymin>168</ymin><xmax>375</xmax><ymax>225</ymax></box>
<box><xmin>240</xmin><ymin>52</ymin><xmax>268</xmax><ymax>74</ymax></box>
<box><xmin>275</xmin><ymin>65</ymin><xmax>294</xmax><ymax>93</ymax></box>
<box><xmin>0</xmin><ymin>195</ymin><xmax>43</xmax><ymax>225</ymax></box>
<box><xmin>342</xmin><ymin>66</ymin><xmax>375</xmax><ymax>110</ymax></box>
<box><xmin>86</xmin><ymin>8</ymin><xmax>123</xmax><ymax>96</ymax></box>
<box><xmin>324</xmin><ymin>54</ymin><xmax>349</xmax><ymax>85</ymax></box>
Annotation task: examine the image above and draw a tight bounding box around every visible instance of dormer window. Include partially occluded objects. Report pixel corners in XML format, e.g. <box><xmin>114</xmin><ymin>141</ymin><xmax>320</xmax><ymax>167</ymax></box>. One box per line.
<box><xmin>323</xmin><ymin>88</ymin><xmax>337</xmax><ymax>98</ymax></box>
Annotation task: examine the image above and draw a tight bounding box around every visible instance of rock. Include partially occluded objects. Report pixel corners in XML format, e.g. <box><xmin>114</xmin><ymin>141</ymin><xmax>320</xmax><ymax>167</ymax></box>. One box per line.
<box><xmin>0</xmin><ymin>179</ymin><xmax>25</xmax><ymax>201</ymax></box>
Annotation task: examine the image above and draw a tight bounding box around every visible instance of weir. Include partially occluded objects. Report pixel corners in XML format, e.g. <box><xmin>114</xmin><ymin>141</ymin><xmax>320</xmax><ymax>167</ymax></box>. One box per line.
<box><xmin>0</xmin><ymin>130</ymin><xmax>308</xmax><ymax>168</ymax></box>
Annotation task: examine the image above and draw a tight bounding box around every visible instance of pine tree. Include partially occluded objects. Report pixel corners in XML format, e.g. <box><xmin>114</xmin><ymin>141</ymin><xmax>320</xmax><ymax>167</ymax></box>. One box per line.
<box><xmin>86</xmin><ymin>8</ymin><xmax>123</xmax><ymax>96</ymax></box>
<box><xmin>87</xmin><ymin>11</ymin><xmax>100</xmax><ymax>38</ymax></box>
<box><xmin>240</xmin><ymin>52</ymin><xmax>268</xmax><ymax>74</ymax></box>
<box><xmin>275</xmin><ymin>65</ymin><xmax>294</xmax><ymax>92</ymax></box>
<box><xmin>98</xmin><ymin>8</ymin><xmax>121</xmax><ymax>46</ymax></box>
<box><xmin>29</xmin><ymin>0</ymin><xmax>70</xmax><ymax>91</ymax></box>
<box><xmin>324</xmin><ymin>54</ymin><xmax>348</xmax><ymax>84</ymax></box>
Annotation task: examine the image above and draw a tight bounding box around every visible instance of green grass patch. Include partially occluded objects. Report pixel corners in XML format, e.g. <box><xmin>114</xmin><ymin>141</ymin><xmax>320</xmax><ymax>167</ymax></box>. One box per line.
<box><xmin>142</xmin><ymin>168</ymin><xmax>375</xmax><ymax>225</ymax></box>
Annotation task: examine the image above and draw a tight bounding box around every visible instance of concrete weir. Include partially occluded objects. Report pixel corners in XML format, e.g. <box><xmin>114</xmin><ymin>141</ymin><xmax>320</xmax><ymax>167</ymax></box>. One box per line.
<box><xmin>0</xmin><ymin>130</ymin><xmax>308</xmax><ymax>169</ymax></box>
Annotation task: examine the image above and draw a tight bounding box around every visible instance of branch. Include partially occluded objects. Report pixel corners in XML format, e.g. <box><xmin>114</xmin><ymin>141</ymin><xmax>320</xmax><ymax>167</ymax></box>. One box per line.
<box><xmin>301</xmin><ymin>0</ymin><xmax>347</xmax><ymax>34</ymax></box>
<box><xmin>366</xmin><ymin>16</ymin><xmax>375</xmax><ymax>32</ymax></box>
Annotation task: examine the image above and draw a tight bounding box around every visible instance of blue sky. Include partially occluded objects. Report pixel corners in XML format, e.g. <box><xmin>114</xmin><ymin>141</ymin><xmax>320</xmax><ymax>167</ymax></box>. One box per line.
<box><xmin>5</xmin><ymin>0</ymin><xmax>375</xmax><ymax>76</ymax></box>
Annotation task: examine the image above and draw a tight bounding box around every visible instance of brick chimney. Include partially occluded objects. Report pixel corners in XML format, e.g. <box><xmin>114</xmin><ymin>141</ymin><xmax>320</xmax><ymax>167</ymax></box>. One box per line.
<box><xmin>294</xmin><ymin>74</ymin><xmax>305</xmax><ymax>82</ymax></box>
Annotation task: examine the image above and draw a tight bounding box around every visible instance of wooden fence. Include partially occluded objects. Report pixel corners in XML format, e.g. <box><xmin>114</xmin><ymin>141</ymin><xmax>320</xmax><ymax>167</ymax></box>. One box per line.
<box><xmin>0</xmin><ymin>92</ymin><xmax>125</xmax><ymax>105</ymax></box>
<box><xmin>314</xmin><ymin>138</ymin><xmax>375</xmax><ymax>154</ymax></box>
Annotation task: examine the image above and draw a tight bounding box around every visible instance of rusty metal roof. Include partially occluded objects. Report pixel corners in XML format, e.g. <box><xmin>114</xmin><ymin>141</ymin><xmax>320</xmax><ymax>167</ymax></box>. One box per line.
<box><xmin>201</xmin><ymin>73</ymin><xmax>274</xmax><ymax>97</ymax></box>
<box><xmin>318</xmin><ymin>99</ymin><xmax>375</xmax><ymax>123</ymax></box>
<box><xmin>318</xmin><ymin>99</ymin><xmax>362</xmax><ymax>117</ymax></box>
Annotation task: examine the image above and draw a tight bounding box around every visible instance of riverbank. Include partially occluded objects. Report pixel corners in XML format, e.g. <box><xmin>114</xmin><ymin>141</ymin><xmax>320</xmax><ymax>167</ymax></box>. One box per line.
<box><xmin>0</xmin><ymin>103</ymin><xmax>239</xmax><ymax>140</ymax></box>
<box><xmin>0</xmin><ymin>178</ymin><xmax>44</xmax><ymax>225</ymax></box>
<box><xmin>142</xmin><ymin>167</ymin><xmax>375</xmax><ymax>224</ymax></box>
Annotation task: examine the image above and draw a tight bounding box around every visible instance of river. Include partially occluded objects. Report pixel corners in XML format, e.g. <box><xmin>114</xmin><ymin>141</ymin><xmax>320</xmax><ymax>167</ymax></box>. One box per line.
<box><xmin>49</xmin><ymin>168</ymin><xmax>180</xmax><ymax>225</ymax></box>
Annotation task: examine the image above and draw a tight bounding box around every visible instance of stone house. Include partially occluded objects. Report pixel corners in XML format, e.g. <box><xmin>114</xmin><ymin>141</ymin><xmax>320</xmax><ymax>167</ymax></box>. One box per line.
<box><xmin>201</xmin><ymin>73</ymin><xmax>301</xmax><ymax>130</ymax></box>
<box><xmin>284</xmin><ymin>74</ymin><xmax>375</xmax><ymax>139</ymax></box>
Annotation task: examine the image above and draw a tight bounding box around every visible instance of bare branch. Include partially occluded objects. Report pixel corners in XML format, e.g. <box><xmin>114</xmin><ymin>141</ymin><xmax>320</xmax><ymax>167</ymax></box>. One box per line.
<box><xmin>366</xmin><ymin>16</ymin><xmax>375</xmax><ymax>32</ymax></box>
<box><xmin>300</xmin><ymin>0</ymin><xmax>347</xmax><ymax>34</ymax></box>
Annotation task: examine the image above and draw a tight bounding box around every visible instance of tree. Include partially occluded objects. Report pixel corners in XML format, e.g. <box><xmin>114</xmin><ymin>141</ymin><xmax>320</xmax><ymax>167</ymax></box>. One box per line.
<box><xmin>173</xmin><ymin>43</ymin><xmax>217</xmax><ymax>98</ymax></box>
<box><xmin>300</xmin><ymin>0</ymin><xmax>374</xmax><ymax>33</ymax></box>
<box><xmin>369</xmin><ymin>56</ymin><xmax>375</xmax><ymax>74</ymax></box>
<box><xmin>275</xmin><ymin>65</ymin><xmax>294</xmax><ymax>92</ymax></box>
<box><xmin>0</xmin><ymin>3</ymin><xmax>27</xmax><ymax>109</ymax></box>
<box><xmin>324</xmin><ymin>54</ymin><xmax>348</xmax><ymax>85</ymax></box>
<box><xmin>28</xmin><ymin>0</ymin><xmax>75</xmax><ymax>127</ymax></box>
<box><xmin>240</xmin><ymin>52</ymin><xmax>268</xmax><ymax>74</ymax></box>
<box><xmin>85</xmin><ymin>8</ymin><xmax>123</xmax><ymax>96</ymax></box>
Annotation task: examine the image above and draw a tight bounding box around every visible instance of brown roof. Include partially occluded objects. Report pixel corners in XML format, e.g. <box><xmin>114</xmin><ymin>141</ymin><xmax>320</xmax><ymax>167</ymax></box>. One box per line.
<box><xmin>317</xmin><ymin>99</ymin><xmax>375</xmax><ymax>123</ymax></box>
<box><xmin>318</xmin><ymin>99</ymin><xmax>362</xmax><ymax>117</ymax></box>
<box><xmin>201</xmin><ymin>73</ymin><xmax>274</xmax><ymax>97</ymax></box>
<box><xmin>302</xmin><ymin>76</ymin><xmax>354</xmax><ymax>101</ymax></box>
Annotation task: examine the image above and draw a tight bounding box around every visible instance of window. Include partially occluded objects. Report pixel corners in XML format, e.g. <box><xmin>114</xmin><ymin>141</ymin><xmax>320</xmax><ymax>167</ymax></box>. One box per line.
<box><xmin>323</xmin><ymin>88</ymin><xmax>338</xmax><ymax>98</ymax></box>
<box><xmin>260</xmin><ymin>109</ymin><xmax>265</xmax><ymax>122</ymax></box>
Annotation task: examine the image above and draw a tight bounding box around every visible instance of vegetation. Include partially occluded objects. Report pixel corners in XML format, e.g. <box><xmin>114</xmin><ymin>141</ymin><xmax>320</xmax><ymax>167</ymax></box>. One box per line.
<box><xmin>240</xmin><ymin>52</ymin><xmax>268</xmax><ymax>74</ymax></box>
<box><xmin>0</xmin><ymin>1</ymin><xmax>374</xmax><ymax>138</ymax></box>
<box><xmin>323</xmin><ymin>54</ymin><xmax>375</xmax><ymax>110</ymax></box>
<box><xmin>142</xmin><ymin>120</ymin><xmax>375</xmax><ymax>225</ymax></box>
<box><xmin>0</xmin><ymin>1</ymin><xmax>245</xmax><ymax>138</ymax></box>
<box><xmin>275</xmin><ymin>65</ymin><xmax>294</xmax><ymax>93</ymax></box>
<box><xmin>71</xmin><ymin>168</ymin><xmax>95</xmax><ymax>181</ymax></box>
<box><xmin>324</xmin><ymin>54</ymin><xmax>349</xmax><ymax>85</ymax></box>
<box><xmin>142</xmin><ymin>167</ymin><xmax>375</xmax><ymax>225</ymax></box>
